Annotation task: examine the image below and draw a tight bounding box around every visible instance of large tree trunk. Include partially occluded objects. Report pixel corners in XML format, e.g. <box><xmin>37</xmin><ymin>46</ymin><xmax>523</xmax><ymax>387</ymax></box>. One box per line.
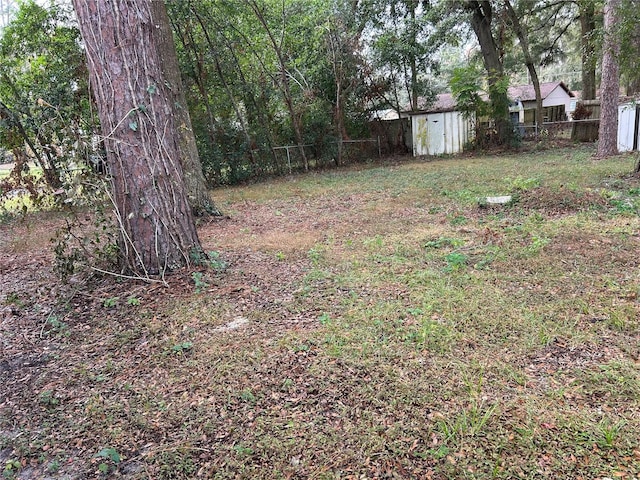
<box><xmin>466</xmin><ymin>0</ymin><xmax>513</xmax><ymax>145</ymax></box>
<box><xmin>150</xmin><ymin>2</ymin><xmax>221</xmax><ymax>216</ymax></box>
<box><xmin>72</xmin><ymin>0</ymin><xmax>203</xmax><ymax>276</ymax></box>
<box><xmin>579</xmin><ymin>0</ymin><xmax>597</xmax><ymax>101</ymax></box>
<box><xmin>597</xmin><ymin>0</ymin><xmax>621</xmax><ymax>158</ymax></box>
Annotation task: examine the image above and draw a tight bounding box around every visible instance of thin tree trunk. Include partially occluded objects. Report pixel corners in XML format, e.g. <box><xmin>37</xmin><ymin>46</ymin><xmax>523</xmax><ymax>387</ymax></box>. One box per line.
<box><xmin>72</xmin><ymin>0</ymin><xmax>203</xmax><ymax>276</ymax></box>
<box><xmin>247</xmin><ymin>0</ymin><xmax>309</xmax><ymax>171</ymax></box>
<box><xmin>0</xmin><ymin>98</ymin><xmax>62</xmax><ymax>190</ymax></box>
<box><xmin>326</xmin><ymin>24</ymin><xmax>345</xmax><ymax>166</ymax></box>
<box><xmin>504</xmin><ymin>0</ymin><xmax>543</xmax><ymax>131</ymax></box>
<box><xmin>579</xmin><ymin>0</ymin><xmax>597</xmax><ymax>101</ymax></box>
<box><xmin>409</xmin><ymin>0</ymin><xmax>418</xmax><ymax>111</ymax></box>
<box><xmin>207</xmin><ymin>10</ymin><xmax>281</xmax><ymax>167</ymax></box>
<box><xmin>597</xmin><ymin>0</ymin><xmax>621</xmax><ymax>158</ymax></box>
<box><xmin>191</xmin><ymin>8</ymin><xmax>258</xmax><ymax>173</ymax></box>
<box><xmin>171</xmin><ymin>19</ymin><xmax>224</xmax><ymax>181</ymax></box>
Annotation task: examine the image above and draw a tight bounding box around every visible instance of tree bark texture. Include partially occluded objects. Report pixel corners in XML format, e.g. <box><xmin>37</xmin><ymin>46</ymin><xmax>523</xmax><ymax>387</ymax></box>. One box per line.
<box><xmin>597</xmin><ymin>0</ymin><xmax>620</xmax><ymax>158</ymax></box>
<box><xmin>150</xmin><ymin>1</ymin><xmax>220</xmax><ymax>216</ymax></box>
<box><xmin>73</xmin><ymin>0</ymin><xmax>203</xmax><ymax>276</ymax></box>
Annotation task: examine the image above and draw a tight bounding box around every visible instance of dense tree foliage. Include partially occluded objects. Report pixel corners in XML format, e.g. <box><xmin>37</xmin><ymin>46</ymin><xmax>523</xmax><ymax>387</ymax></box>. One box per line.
<box><xmin>167</xmin><ymin>0</ymin><xmax>373</xmax><ymax>184</ymax></box>
<box><xmin>1</xmin><ymin>0</ymin><xmax>637</xmax><ymax>195</ymax></box>
<box><xmin>362</xmin><ymin>0</ymin><xmax>442</xmax><ymax>112</ymax></box>
<box><xmin>0</xmin><ymin>1</ymin><xmax>95</xmax><ymax>197</ymax></box>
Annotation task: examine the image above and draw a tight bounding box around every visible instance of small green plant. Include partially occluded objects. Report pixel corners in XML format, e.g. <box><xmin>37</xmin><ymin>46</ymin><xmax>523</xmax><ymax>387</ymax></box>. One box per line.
<box><xmin>509</xmin><ymin>176</ymin><xmax>541</xmax><ymax>191</ymax></box>
<box><xmin>239</xmin><ymin>389</ymin><xmax>256</xmax><ymax>404</ymax></box>
<box><xmin>156</xmin><ymin>450</ymin><xmax>196</xmax><ymax>478</ymax></box>
<box><xmin>51</xmin><ymin>200</ymin><xmax>120</xmax><ymax>282</ymax></box>
<box><xmin>94</xmin><ymin>447</ymin><xmax>121</xmax><ymax>475</ymax></box>
<box><xmin>233</xmin><ymin>443</ymin><xmax>253</xmax><ymax>456</ymax></box>
<box><xmin>3</xmin><ymin>292</ymin><xmax>23</xmax><ymax>306</ymax></box>
<box><xmin>610</xmin><ymin>198</ymin><xmax>638</xmax><ymax>215</ymax></box>
<box><xmin>275</xmin><ymin>251</ymin><xmax>286</xmax><ymax>261</ymax></box>
<box><xmin>419</xmin><ymin>445</ymin><xmax>450</xmax><ymax>460</ymax></box>
<box><xmin>3</xmin><ymin>459</ymin><xmax>21</xmax><ymax>479</ymax></box>
<box><xmin>38</xmin><ymin>390</ymin><xmax>59</xmax><ymax>407</ymax></box>
<box><xmin>423</xmin><ymin>237</ymin><xmax>464</xmax><ymax>249</ymax></box>
<box><xmin>596</xmin><ymin>419</ymin><xmax>626</xmax><ymax>448</ymax></box>
<box><xmin>363</xmin><ymin>235</ymin><xmax>384</xmax><ymax>250</ymax></box>
<box><xmin>438</xmin><ymin>401</ymin><xmax>497</xmax><ymax>444</ymax></box>
<box><xmin>525</xmin><ymin>235</ymin><xmax>550</xmax><ymax>255</ymax></box>
<box><xmin>319</xmin><ymin>312</ymin><xmax>331</xmax><ymax>325</ymax></box>
<box><xmin>404</xmin><ymin>318</ymin><xmax>454</xmax><ymax>353</ymax></box>
<box><xmin>191</xmin><ymin>272</ymin><xmax>208</xmax><ymax>293</ymax></box>
<box><xmin>47</xmin><ymin>459</ymin><xmax>61</xmax><ymax>474</ymax></box>
<box><xmin>307</xmin><ymin>246</ymin><xmax>323</xmax><ymax>265</ymax></box>
<box><xmin>126</xmin><ymin>296</ymin><xmax>140</xmax><ymax>306</ymax></box>
<box><xmin>171</xmin><ymin>341</ymin><xmax>193</xmax><ymax>355</ymax></box>
<box><xmin>102</xmin><ymin>296</ymin><xmax>119</xmax><ymax>308</ymax></box>
<box><xmin>444</xmin><ymin>252</ymin><xmax>468</xmax><ymax>271</ymax></box>
<box><xmin>449</xmin><ymin>215</ymin><xmax>468</xmax><ymax>226</ymax></box>
<box><xmin>190</xmin><ymin>249</ymin><xmax>227</xmax><ymax>272</ymax></box>
<box><xmin>45</xmin><ymin>315</ymin><xmax>69</xmax><ymax>336</ymax></box>
<box><xmin>206</xmin><ymin>250</ymin><xmax>227</xmax><ymax>271</ymax></box>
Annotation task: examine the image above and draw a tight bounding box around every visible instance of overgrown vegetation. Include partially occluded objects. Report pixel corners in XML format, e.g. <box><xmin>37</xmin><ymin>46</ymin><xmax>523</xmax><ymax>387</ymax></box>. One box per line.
<box><xmin>0</xmin><ymin>1</ymin><xmax>101</xmax><ymax>199</ymax></box>
<box><xmin>1</xmin><ymin>146</ymin><xmax>639</xmax><ymax>478</ymax></box>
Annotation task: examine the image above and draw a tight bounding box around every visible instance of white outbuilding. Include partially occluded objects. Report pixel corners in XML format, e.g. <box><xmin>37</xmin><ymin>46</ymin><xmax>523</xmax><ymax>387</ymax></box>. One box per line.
<box><xmin>408</xmin><ymin>94</ymin><xmax>475</xmax><ymax>157</ymax></box>
<box><xmin>617</xmin><ymin>102</ymin><xmax>640</xmax><ymax>152</ymax></box>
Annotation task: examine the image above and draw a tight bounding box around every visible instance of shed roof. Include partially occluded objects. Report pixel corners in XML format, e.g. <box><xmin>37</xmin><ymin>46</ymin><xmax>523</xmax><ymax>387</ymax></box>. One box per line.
<box><xmin>409</xmin><ymin>93</ymin><xmax>458</xmax><ymax>114</ymax></box>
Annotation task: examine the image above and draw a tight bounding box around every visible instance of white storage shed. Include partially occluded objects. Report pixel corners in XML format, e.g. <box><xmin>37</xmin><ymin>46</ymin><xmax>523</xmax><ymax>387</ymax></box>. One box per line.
<box><xmin>408</xmin><ymin>94</ymin><xmax>474</xmax><ymax>156</ymax></box>
<box><xmin>617</xmin><ymin>102</ymin><xmax>640</xmax><ymax>152</ymax></box>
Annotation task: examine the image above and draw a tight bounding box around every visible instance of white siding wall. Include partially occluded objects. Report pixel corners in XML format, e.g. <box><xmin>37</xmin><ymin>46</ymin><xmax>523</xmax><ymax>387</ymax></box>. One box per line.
<box><xmin>542</xmin><ymin>85</ymin><xmax>572</xmax><ymax>115</ymax></box>
<box><xmin>618</xmin><ymin>103</ymin><xmax>639</xmax><ymax>152</ymax></box>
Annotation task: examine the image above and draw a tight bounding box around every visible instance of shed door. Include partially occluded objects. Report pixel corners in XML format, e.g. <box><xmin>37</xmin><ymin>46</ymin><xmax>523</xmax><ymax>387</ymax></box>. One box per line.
<box><xmin>428</xmin><ymin>113</ymin><xmax>445</xmax><ymax>155</ymax></box>
<box><xmin>412</xmin><ymin>115</ymin><xmax>428</xmax><ymax>156</ymax></box>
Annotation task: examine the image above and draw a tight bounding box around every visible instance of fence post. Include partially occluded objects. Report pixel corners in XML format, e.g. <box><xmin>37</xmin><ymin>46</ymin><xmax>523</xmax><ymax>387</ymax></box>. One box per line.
<box><xmin>377</xmin><ymin>136</ymin><xmax>381</xmax><ymax>157</ymax></box>
<box><xmin>286</xmin><ymin>146</ymin><xmax>292</xmax><ymax>174</ymax></box>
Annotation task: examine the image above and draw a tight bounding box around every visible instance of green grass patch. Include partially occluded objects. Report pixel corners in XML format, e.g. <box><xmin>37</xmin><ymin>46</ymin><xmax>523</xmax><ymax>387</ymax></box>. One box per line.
<box><xmin>2</xmin><ymin>146</ymin><xmax>640</xmax><ymax>478</ymax></box>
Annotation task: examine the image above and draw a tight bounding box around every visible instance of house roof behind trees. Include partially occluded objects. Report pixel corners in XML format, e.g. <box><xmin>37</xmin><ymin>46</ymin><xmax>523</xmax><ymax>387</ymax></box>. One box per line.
<box><xmin>406</xmin><ymin>82</ymin><xmax>574</xmax><ymax>115</ymax></box>
<box><xmin>508</xmin><ymin>81</ymin><xmax>575</xmax><ymax>102</ymax></box>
